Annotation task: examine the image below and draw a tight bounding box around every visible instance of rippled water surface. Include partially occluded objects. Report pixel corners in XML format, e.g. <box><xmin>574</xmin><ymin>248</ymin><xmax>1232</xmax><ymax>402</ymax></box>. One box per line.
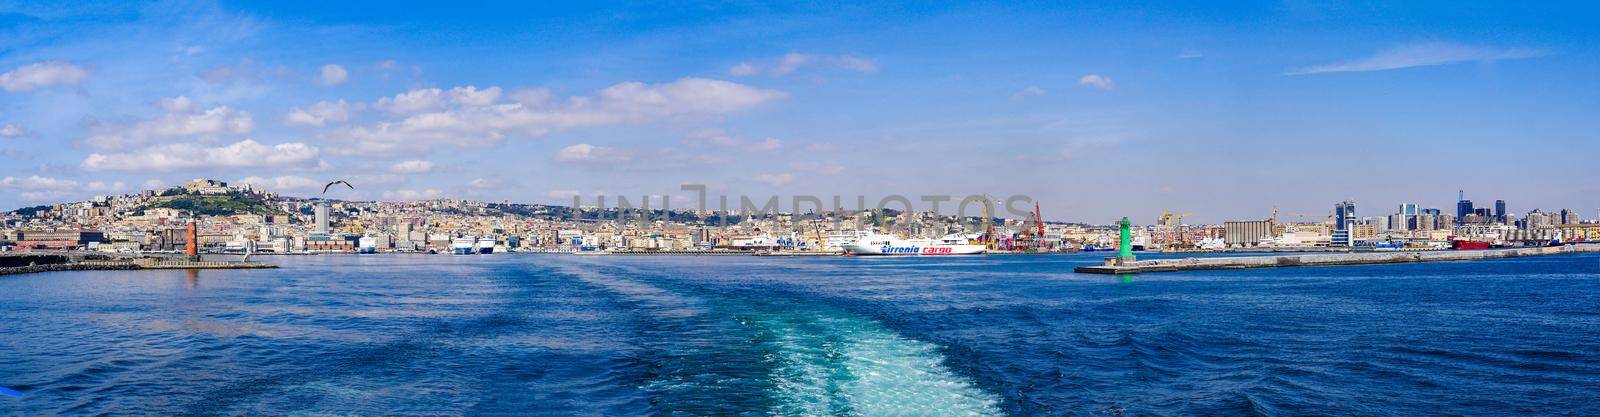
<box><xmin>2</xmin><ymin>253</ymin><xmax>1599</xmax><ymax>416</ymax></box>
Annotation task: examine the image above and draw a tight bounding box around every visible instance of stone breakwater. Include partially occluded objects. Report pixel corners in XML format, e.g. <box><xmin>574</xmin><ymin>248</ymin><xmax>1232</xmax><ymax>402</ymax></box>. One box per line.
<box><xmin>1076</xmin><ymin>244</ymin><xmax>1600</xmax><ymax>274</ymax></box>
<box><xmin>0</xmin><ymin>261</ymin><xmax>140</xmax><ymax>276</ymax></box>
<box><xmin>0</xmin><ymin>253</ymin><xmax>276</xmax><ymax>276</ymax></box>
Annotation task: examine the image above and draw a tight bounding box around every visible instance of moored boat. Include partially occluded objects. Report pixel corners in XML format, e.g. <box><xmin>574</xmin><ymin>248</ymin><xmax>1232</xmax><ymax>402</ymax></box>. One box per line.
<box><xmin>842</xmin><ymin>232</ymin><xmax>986</xmax><ymax>256</ymax></box>
<box><xmin>451</xmin><ymin>236</ymin><xmax>477</xmax><ymax>255</ymax></box>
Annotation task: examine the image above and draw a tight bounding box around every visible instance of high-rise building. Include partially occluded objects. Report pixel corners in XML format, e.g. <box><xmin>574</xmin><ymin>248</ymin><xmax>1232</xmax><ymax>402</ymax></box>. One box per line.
<box><xmin>1399</xmin><ymin>203</ymin><xmax>1418</xmax><ymax>216</ymax></box>
<box><xmin>1332</xmin><ymin>200</ymin><xmax>1356</xmax><ymax>246</ymax></box>
<box><xmin>1494</xmin><ymin>200</ymin><xmax>1507</xmax><ymax>223</ymax></box>
<box><xmin>1559</xmin><ymin>209</ymin><xmax>1582</xmax><ymax>225</ymax></box>
<box><xmin>314</xmin><ymin>202</ymin><xmax>329</xmax><ymax>235</ymax></box>
<box><xmin>1456</xmin><ymin>190</ymin><xmax>1473</xmax><ymax>227</ymax></box>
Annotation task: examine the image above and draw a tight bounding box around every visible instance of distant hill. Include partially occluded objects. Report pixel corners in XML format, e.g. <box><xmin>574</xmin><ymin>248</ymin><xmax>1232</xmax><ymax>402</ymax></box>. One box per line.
<box><xmin>145</xmin><ymin>190</ymin><xmax>286</xmax><ymax>216</ymax></box>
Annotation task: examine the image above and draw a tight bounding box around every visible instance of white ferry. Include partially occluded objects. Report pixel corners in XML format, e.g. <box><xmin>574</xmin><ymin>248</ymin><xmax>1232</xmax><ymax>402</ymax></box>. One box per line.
<box><xmin>450</xmin><ymin>236</ymin><xmax>478</xmax><ymax>255</ymax></box>
<box><xmin>842</xmin><ymin>232</ymin><xmax>987</xmax><ymax>256</ymax></box>
<box><xmin>475</xmin><ymin>237</ymin><xmax>497</xmax><ymax>254</ymax></box>
<box><xmin>357</xmin><ymin>236</ymin><xmax>378</xmax><ymax>254</ymax></box>
<box><xmin>824</xmin><ymin>230</ymin><xmax>875</xmax><ymax>252</ymax></box>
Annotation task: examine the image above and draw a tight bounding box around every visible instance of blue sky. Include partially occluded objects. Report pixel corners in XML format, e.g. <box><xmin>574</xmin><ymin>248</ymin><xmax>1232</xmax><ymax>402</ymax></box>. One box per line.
<box><xmin>1</xmin><ymin>1</ymin><xmax>1596</xmax><ymax>223</ymax></box>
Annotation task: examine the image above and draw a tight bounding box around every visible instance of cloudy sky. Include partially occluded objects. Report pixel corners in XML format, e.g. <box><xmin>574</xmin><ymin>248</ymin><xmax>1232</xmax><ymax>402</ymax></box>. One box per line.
<box><xmin>1</xmin><ymin>1</ymin><xmax>1596</xmax><ymax>223</ymax></box>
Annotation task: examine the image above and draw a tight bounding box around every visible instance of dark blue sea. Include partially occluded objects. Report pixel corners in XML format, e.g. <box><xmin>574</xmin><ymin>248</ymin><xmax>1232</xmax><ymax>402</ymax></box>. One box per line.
<box><xmin>2</xmin><ymin>253</ymin><xmax>1598</xmax><ymax>416</ymax></box>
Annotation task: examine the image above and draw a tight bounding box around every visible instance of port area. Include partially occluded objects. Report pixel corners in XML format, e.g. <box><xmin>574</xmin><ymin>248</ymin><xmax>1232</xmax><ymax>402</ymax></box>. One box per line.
<box><xmin>1075</xmin><ymin>244</ymin><xmax>1600</xmax><ymax>274</ymax></box>
<box><xmin>0</xmin><ymin>252</ymin><xmax>276</xmax><ymax>276</ymax></box>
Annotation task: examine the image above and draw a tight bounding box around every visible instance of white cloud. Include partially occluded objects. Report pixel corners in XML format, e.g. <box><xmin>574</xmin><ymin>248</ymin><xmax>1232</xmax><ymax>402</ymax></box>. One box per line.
<box><xmin>389</xmin><ymin>160</ymin><xmax>436</xmax><ymax>174</ymax></box>
<box><xmin>84</xmin><ymin>181</ymin><xmax>128</xmax><ymax>193</ymax></box>
<box><xmin>772</xmin><ymin>53</ymin><xmax>814</xmax><ymax>76</ymax></box>
<box><xmin>449</xmin><ymin>86</ymin><xmax>502</xmax><ymax>106</ymax></box>
<box><xmin>0</xmin><ymin>123</ymin><xmax>24</xmax><ymax>137</ymax></box>
<box><xmin>467</xmin><ymin>178</ymin><xmax>502</xmax><ymax>189</ymax></box>
<box><xmin>383</xmin><ymin>188</ymin><xmax>444</xmax><ymax>200</ymax></box>
<box><xmin>284</xmin><ymin>100</ymin><xmax>357</xmax><ymax>127</ymax></box>
<box><xmin>508</xmin><ymin>87</ymin><xmax>552</xmax><ymax>105</ymax></box>
<box><xmin>687</xmin><ymin>128</ymin><xmax>745</xmax><ymax>146</ymax></box>
<box><xmin>1078</xmin><ymin>75</ymin><xmax>1114</xmax><ymax>91</ymax></box>
<box><xmin>234</xmin><ymin>175</ymin><xmax>321</xmax><ymax>191</ymax></box>
<box><xmin>748</xmin><ymin>137</ymin><xmax>782</xmax><ymax>152</ymax></box>
<box><xmin>788</xmin><ymin>161</ymin><xmax>845</xmax><ymax>175</ymax></box>
<box><xmin>1287</xmin><ymin>42</ymin><xmax>1546</xmax><ymax>75</ymax></box>
<box><xmin>553</xmin><ymin>143</ymin><xmax>632</xmax><ymax>163</ymax></box>
<box><xmin>0</xmin><ymin>176</ymin><xmax>87</xmax><ymax>202</ymax></box>
<box><xmin>0</xmin><ymin>175</ymin><xmax>79</xmax><ymax>191</ymax></box>
<box><xmin>82</xmin><ymin>139</ymin><xmax>322</xmax><ymax>172</ymax></box>
<box><xmin>374</xmin><ymin>88</ymin><xmax>445</xmax><ymax>114</ymax></box>
<box><xmin>1058</xmin><ymin>137</ymin><xmax>1124</xmax><ymax>159</ymax></box>
<box><xmin>1011</xmin><ymin>85</ymin><xmax>1047</xmax><ymax>100</ymax></box>
<box><xmin>834</xmin><ymin>55</ymin><xmax>879</xmax><ymax>73</ymax></box>
<box><xmin>142</xmin><ymin>179</ymin><xmax>166</xmax><ymax>189</ymax></box>
<box><xmin>372</xmin><ymin>86</ymin><xmax>501</xmax><ymax>115</ymax></box>
<box><xmin>85</xmin><ymin>96</ymin><xmax>254</xmax><ymax>150</ymax></box>
<box><xmin>752</xmin><ymin>173</ymin><xmax>796</xmax><ymax>186</ymax></box>
<box><xmin>595</xmin><ymin>78</ymin><xmax>787</xmax><ymax>115</ymax></box>
<box><xmin>320</xmin><ymin>64</ymin><xmax>348</xmax><ymax>85</ymax></box>
<box><xmin>687</xmin><ymin>129</ymin><xmax>786</xmax><ymax>153</ymax></box>
<box><xmin>329</xmin><ymin>78</ymin><xmax>785</xmax><ymax>154</ymax></box>
<box><xmin>0</xmin><ymin>61</ymin><xmax>89</xmax><ymax>92</ymax></box>
<box><xmin>159</xmin><ymin>96</ymin><xmax>195</xmax><ymax>112</ymax></box>
<box><xmin>805</xmin><ymin>142</ymin><xmax>837</xmax><ymax>152</ymax></box>
<box><xmin>200</xmin><ymin>58</ymin><xmax>265</xmax><ymax>84</ymax></box>
<box><xmin>729</xmin><ymin>62</ymin><xmax>758</xmax><ymax>76</ymax></box>
<box><xmin>733</xmin><ymin>53</ymin><xmax>879</xmax><ymax>77</ymax></box>
<box><xmin>344</xmin><ymin>174</ymin><xmax>408</xmax><ymax>188</ymax></box>
<box><xmin>546</xmin><ymin>190</ymin><xmax>580</xmax><ymax>199</ymax></box>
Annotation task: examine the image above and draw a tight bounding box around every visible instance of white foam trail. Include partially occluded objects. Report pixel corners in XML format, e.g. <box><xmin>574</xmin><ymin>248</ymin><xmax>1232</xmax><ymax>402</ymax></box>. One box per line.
<box><xmin>557</xmin><ymin>259</ymin><xmax>1002</xmax><ymax>415</ymax></box>
<box><xmin>762</xmin><ymin>314</ymin><xmax>1002</xmax><ymax>416</ymax></box>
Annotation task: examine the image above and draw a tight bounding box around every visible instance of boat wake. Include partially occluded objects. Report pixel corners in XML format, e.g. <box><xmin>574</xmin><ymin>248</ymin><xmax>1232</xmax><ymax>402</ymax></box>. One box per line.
<box><xmin>557</xmin><ymin>259</ymin><xmax>1003</xmax><ymax>416</ymax></box>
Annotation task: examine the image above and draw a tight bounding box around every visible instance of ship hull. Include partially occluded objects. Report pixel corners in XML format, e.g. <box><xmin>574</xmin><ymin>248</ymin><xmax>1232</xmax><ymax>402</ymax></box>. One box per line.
<box><xmin>450</xmin><ymin>237</ymin><xmax>478</xmax><ymax>255</ymax></box>
<box><xmin>1451</xmin><ymin>240</ymin><xmax>1492</xmax><ymax>250</ymax></box>
<box><xmin>842</xmin><ymin>243</ymin><xmax>987</xmax><ymax>256</ymax></box>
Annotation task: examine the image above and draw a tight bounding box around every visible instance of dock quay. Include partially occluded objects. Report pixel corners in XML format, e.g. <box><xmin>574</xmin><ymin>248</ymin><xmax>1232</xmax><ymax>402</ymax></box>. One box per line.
<box><xmin>605</xmin><ymin>249</ymin><xmax>758</xmax><ymax>255</ymax></box>
<box><xmin>603</xmin><ymin>249</ymin><xmax>844</xmax><ymax>256</ymax></box>
<box><xmin>1</xmin><ymin>252</ymin><xmax>277</xmax><ymax>277</ymax></box>
<box><xmin>753</xmin><ymin>251</ymin><xmax>844</xmax><ymax>256</ymax></box>
<box><xmin>1075</xmin><ymin>244</ymin><xmax>1600</xmax><ymax>274</ymax></box>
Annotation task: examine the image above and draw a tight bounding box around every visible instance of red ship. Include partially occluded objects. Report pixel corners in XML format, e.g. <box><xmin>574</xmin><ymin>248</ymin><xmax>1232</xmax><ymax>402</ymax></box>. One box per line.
<box><xmin>1449</xmin><ymin>238</ymin><xmax>1492</xmax><ymax>250</ymax></box>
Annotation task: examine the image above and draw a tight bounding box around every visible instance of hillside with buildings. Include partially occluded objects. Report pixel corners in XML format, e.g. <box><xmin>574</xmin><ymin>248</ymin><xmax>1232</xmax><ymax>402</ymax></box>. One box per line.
<box><xmin>1</xmin><ymin>179</ymin><xmax>1596</xmax><ymax>255</ymax></box>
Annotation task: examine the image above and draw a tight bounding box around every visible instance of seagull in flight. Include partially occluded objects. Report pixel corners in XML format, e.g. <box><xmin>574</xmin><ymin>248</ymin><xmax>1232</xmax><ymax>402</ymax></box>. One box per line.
<box><xmin>322</xmin><ymin>180</ymin><xmax>354</xmax><ymax>194</ymax></box>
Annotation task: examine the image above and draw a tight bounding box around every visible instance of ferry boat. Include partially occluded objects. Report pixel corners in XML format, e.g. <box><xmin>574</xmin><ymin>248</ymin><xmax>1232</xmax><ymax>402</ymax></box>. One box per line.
<box><xmin>450</xmin><ymin>236</ymin><xmax>478</xmax><ymax>255</ymax></box>
<box><xmin>476</xmin><ymin>237</ymin><xmax>496</xmax><ymax>254</ymax></box>
<box><xmin>823</xmin><ymin>231</ymin><xmax>874</xmax><ymax>252</ymax></box>
<box><xmin>357</xmin><ymin>236</ymin><xmax>378</xmax><ymax>254</ymax></box>
<box><xmin>842</xmin><ymin>232</ymin><xmax>987</xmax><ymax>256</ymax></box>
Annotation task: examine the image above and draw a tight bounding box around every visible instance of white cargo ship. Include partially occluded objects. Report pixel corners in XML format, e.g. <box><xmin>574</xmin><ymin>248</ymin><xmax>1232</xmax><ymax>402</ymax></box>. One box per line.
<box><xmin>450</xmin><ymin>236</ymin><xmax>477</xmax><ymax>255</ymax></box>
<box><xmin>357</xmin><ymin>236</ymin><xmax>378</xmax><ymax>254</ymax></box>
<box><xmin>842</xmin><ymin>232</ymin><xmax>987</xmax><ymax>256</ymax></box>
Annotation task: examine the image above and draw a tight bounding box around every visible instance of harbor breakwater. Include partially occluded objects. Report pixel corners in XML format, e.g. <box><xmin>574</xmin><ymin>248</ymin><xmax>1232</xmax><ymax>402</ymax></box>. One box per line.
<box><xmin>1077</xmin><ymin>244</ymin><xmax>1600</xmax><ymax>274</ymax></box>
<box><xmin>0</xmin><ymin>253</ymin><xmax>275</xmax><ymax>276</ymax></box>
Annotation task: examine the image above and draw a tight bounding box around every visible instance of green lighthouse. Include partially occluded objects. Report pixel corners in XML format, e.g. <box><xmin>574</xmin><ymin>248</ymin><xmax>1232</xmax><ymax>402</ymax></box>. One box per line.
<box><xmin>1117</xmin><ymin>216</ymin><xmax>1136</xmax><ymax>263</ymax></box>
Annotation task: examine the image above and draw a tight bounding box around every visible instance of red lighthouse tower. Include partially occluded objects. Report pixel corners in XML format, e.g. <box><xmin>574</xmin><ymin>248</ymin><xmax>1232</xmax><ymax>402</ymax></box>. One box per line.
<box><xmin>185</xmin><ymin>222</ymin><xmax>199</xmax><ymax>261</ymax></box>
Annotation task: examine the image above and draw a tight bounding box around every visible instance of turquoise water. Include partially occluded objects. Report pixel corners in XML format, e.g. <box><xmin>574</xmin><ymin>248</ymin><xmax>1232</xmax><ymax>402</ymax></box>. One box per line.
<box><xmin>2</xmin><ymin>253</ymin><xmax>1598</xmax><ymax>416</ymax></box>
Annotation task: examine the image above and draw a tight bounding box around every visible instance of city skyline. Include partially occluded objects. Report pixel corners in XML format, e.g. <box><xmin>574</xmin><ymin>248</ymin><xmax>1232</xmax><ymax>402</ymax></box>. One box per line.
<box><xmin>2</xmin><ymin>2</ymin><xmax>1597</xmax><ymax>223</ymax></box>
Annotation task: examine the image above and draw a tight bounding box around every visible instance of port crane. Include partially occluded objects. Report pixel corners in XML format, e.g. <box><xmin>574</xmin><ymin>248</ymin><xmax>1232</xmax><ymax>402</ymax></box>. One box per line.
<box><xmin>979</xmin><ymin>194</ymin><xmax>995</xmax><ymax>250</ymax></box>
<box><xmin>1157</xmin><ymin>210</ymin><xmax>1193</xmax><ymax>248</ymax></box>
